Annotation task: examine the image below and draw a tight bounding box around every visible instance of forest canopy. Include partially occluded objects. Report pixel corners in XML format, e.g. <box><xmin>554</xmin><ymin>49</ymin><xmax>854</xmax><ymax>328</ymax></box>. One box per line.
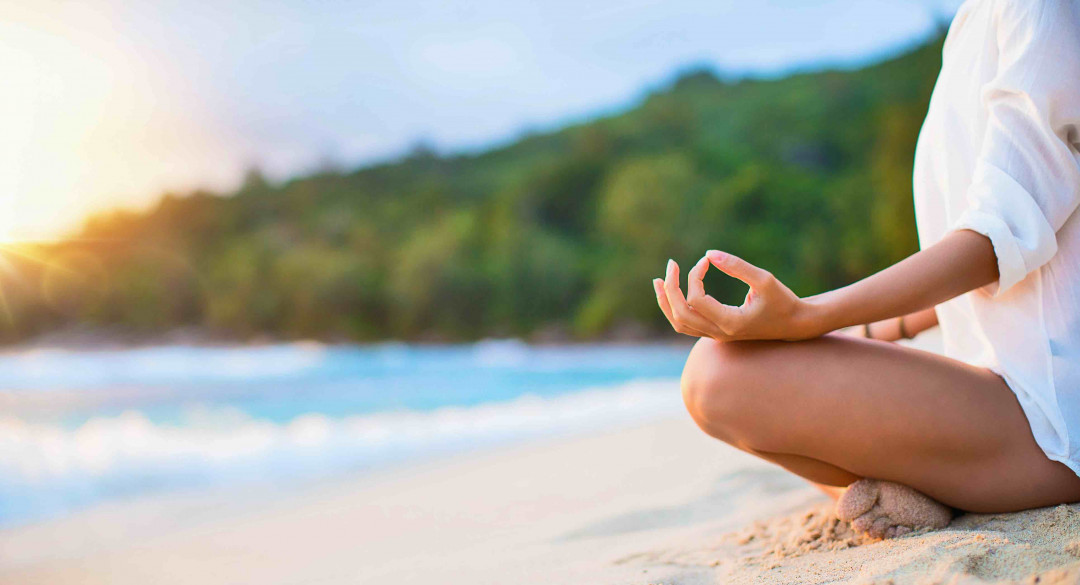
<box><xmin>2</xmin><ymin>35</ymin><xmax>943</xmax><ymax>344</ymax></box>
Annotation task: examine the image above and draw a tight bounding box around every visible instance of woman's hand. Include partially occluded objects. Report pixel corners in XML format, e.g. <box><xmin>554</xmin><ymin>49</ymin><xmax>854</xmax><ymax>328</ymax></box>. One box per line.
<box><xmin>652</xmin><ymin>250</ymin><xmax>820</xmax><ymax>342</ymax></box>
<box><xmin>653</xmin><ymin>231</ymin><xmax>994</xmax><ymax>343</ymax></box>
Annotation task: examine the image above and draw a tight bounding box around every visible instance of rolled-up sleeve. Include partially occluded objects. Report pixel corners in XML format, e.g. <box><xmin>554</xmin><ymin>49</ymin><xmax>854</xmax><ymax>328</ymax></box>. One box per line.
<box><xmin>950</xmin><ymin>0</ymin><xmax>1080</xmax><ymax>296</ymax></box>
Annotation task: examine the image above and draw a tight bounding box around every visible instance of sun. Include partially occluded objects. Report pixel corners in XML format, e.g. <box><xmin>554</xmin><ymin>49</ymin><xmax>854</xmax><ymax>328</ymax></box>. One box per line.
<box><xmin>0</xmin><ymin>216</ymin><xmax>24</xmax><ymax>246</ymax></box>
<box><xmin>0</xmin><ymin>207</ymin><xmax>55</xmax><ymax>246</ymax></box>
<box><xmin>0</xmin><ymin>4</ymin><xmax>168</xmax><ymax>244</ymax></box>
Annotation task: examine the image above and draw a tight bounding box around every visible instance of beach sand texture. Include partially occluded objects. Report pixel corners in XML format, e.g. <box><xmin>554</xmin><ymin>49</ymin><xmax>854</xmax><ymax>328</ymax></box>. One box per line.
<box><xmin>2</xmin><ymin>414</ymin><xmax>1079</xmax><ymax>584</ymax></box>
<box><xmin>2</xmin><ymin>334</ymin><xmax>1080</xmax><ymax>583</ymax></box>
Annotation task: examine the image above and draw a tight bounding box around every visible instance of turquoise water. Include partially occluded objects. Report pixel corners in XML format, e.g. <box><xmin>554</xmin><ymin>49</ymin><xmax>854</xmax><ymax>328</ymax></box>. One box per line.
<box><xmin>0</xmin><ymin>341</ymin><xmax>689</xmax><ymax>526</ymax></box>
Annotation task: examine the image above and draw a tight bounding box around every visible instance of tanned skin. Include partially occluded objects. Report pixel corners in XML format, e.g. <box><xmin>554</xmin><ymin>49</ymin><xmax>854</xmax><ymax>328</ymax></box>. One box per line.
<box><xmin>653</xmin><ymin>230</ymin><xmax>1080</xmax><ymax>513</ymax></box>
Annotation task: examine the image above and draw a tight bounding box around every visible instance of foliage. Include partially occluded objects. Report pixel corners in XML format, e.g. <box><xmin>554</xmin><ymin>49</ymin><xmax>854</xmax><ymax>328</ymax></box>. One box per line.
<box><xmin>1</xmin><ymin>36</ymin><xmax>943</xmax><ymax>343</ymax></box>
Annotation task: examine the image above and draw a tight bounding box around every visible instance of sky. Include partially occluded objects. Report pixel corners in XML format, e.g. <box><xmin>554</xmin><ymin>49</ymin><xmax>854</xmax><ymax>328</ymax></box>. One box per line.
<box><xmin>1</xmin><ymin>0</ymin><xmax>964</xmax><ymax>241</ymax></box>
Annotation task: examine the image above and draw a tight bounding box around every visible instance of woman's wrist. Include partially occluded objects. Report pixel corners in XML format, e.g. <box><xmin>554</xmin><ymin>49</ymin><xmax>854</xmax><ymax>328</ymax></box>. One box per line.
<box><xmin>864</xmin><ymin>317</ymin><xmax>908</xmax><ymax>341</ymax></box>
<box><xmin>795</xmin><ymin>294</ymin><xmax>841</xmax><ymax>339</ymax></box>
<box><xmin>898</xmin><ymin>315</ymin><xmax>911</xmax><ymax>339</ymax></box>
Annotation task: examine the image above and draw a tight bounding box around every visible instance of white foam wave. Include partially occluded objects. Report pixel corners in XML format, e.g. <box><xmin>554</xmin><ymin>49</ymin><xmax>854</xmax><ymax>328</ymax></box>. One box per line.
<box><xmin>0</xmin><ymin>379</ymin><xmax>683</xmax><ymax>485</ymax></box>
<box><xmin>0</xmin><ymin>343</ymin><xmax>330</xmax><ymax>390</ymax></box>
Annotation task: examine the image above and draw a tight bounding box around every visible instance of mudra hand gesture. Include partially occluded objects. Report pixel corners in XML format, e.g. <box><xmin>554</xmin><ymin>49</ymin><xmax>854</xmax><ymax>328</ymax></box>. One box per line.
<box><xmin>652</xmin><ymin>250</ymin><xmax>815</xmax><ymax>342</ymax></box>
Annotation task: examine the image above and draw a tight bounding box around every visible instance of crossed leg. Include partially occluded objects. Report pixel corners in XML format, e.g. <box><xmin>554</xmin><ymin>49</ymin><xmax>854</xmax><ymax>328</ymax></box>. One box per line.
<box><xmin>680</xmin><ymin>334</ymin><xmax>1080</xmax><ymax>519</ymax></box>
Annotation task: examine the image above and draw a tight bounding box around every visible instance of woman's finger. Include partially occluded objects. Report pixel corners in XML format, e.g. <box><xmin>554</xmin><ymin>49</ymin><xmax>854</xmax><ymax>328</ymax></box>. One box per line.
<box><xmin>685</xmin><ymin>254</ymin><xmax>746</xmax><ymax>335</ymax></box>
<box><xmin>689</xmin><ymin>294</ymin><xmax>744</xmax><ymax>336</ymax></box>
<box><xmin>653</xmin><ymin>278</ymin><xmax>676</xmax><ymax>323</ymax></box>
<box><xmin>706</xmin><ymin>250</ymin><xmax>773</xmax><ymax>290</ymax></box>
<box><xmin>663</xmin><ymin>260</ymin><xmax>720</xmax><ymax>336</ymax></box>
<box><xmin>685</xmin><ymin>256</ymin><xmax>710</xmax><ymax>304</ymax></box>
<box><xmin>653</xmin><ymin>279</ymin><xmax>709</xmax><ymax>337</ymax></box>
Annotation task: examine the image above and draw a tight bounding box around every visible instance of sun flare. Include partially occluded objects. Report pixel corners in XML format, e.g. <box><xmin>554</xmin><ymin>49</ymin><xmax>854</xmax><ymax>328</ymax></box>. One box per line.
<box><xmin>0</xmin><ymin>3</ymin><xmax>236</xmax><ymax>242</ymax></box>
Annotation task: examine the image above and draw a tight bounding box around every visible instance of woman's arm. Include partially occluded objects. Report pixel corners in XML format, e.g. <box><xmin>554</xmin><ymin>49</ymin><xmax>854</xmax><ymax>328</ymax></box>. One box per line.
<box><xmin>802</xmin><ymin>230</ymin><xmax>995</xmax><ymax>337</ymax></box>
<box><xmin>652</xmin><ymin>229</ymin><xmax>997</xmax><ymax>342</ymax></box>
<box><xmin>849</xmin><ymin>306</ymin><xmax>939</xmax><ymax>342</ymax></box>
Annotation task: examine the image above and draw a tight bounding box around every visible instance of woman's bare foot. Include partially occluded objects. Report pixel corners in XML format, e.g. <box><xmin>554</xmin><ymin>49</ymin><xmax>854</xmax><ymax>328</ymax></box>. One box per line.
<box><xmin>835</xmin><ymin>479</ymin><xmax>953</xmax><ymax>539</ymax></box>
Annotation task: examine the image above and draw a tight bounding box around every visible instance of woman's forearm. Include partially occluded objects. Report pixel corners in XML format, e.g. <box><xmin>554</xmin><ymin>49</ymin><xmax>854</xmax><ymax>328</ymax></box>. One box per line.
<box><xmin>865</xmin><ymin>306</ymin><xmax>939</xmax><ymax>341</ymax></box>
<box><xmin>904</xmin><ymin>306</ymin><xmax>939</xmax><ymax>336</ymax></box>
<box><xmin>801</xmin><ymin>230</ymin><xmax>998</xmax><ymax>337</ymax></box>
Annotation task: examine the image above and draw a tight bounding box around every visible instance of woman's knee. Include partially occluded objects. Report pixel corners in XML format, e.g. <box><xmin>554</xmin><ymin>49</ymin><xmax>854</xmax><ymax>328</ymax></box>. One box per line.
<box><xmin>680</xmin><ymin>337</ymin><xmax>762</xmax><ymax>444</ymax></box>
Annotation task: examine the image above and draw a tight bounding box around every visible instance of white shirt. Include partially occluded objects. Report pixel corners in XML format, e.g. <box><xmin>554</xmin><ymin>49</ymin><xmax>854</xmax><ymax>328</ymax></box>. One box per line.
<box><xmin>914</xmin><ymin>0</ymin><xmax>1080</xmax><ymax>474</ymax></box>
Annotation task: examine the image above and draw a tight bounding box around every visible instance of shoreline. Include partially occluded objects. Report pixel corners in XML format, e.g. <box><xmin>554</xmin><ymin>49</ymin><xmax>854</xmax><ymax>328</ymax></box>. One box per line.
<box><xmin>4</xmin><ymin>325</ymin><xmax>696</xmax><ymax>353</ymax></box>
<box><xmin>2</xmin><ymin>416</ymin><xmax>810</xmax><ymax>584</ymax></box>
<box><xmin>6</xmin><ymin>328</ymin><xmax>1080</xmax><ymax>583</ymax></box>
<box><xmin>4</xmin><ymin>411</ymin><xmax>1080</xmax><ymax>584</ymax></box>
<box><xmin>0</xmin><ymin>377</ymin><xmax>690</xmax><ymax>529</ymax></box>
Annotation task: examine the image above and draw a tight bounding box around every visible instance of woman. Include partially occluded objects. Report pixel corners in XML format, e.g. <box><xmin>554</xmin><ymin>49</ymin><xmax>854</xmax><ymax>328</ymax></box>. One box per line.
<box><xmin>653</xmin><ymin>0</ymin><xmax>1080</xmax><ymax>539</ymax></box>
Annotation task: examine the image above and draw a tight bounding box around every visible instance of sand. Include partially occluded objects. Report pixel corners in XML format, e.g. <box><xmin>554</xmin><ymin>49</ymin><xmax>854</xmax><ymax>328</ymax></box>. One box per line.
<box><xmin>694</xmin><ymin>501</ymin><xmax>1080</xmax><ymax>584</ymax></box>
<box><xmin>2</xmin><ymin>333</ymin><xmax>1080</xmax><ymax>583</ymax></box>
<box><xmin>2</xmin><ymin>414</ymin><xmax>1079</xmax><ymax>584</ymax></box>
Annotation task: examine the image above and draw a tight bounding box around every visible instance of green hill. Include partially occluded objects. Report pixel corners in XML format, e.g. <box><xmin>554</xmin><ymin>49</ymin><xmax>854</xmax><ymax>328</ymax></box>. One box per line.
<box><xmin>6</xmin><ymin>35</ymin><xmax>944</xmax><ymax>343</ymax></box>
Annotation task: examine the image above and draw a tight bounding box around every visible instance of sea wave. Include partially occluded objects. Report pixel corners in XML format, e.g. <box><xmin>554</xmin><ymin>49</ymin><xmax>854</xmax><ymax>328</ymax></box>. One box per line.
<box><xmin>0</xmin><ymin>378</ymin><xmax>683</xmax><ymax>524</ymax></box>
<box><xmin>0</xmin><ymin>343</ymin><xmax>331</xmax><ymax>391</ymax></box>
<box><xmin>0</xmin><ymin>340</ymin><xmax>688</xmax><ymax>396</ymax></box>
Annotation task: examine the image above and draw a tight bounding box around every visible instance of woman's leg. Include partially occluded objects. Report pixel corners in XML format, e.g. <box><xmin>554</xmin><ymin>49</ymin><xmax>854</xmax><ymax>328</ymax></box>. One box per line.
<box><xmin>681</xmin><ymin>334</ymin><xmax>1080</xmax><ymax>513</ymax></box>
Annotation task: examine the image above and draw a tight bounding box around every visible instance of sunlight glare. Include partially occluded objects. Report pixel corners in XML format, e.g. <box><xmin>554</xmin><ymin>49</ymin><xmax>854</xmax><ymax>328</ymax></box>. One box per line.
<box><xmin>0</xmin><ymin>3</ymin><xmax>241</xmax><ymax>242</ymax></box>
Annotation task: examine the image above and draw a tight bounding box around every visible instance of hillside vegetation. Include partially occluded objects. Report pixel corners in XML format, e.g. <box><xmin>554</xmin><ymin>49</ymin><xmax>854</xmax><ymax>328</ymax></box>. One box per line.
<box><xmin>4</xmin><ymin>36</ymin><xmax>943</xmax><ymax>343</ymax></box>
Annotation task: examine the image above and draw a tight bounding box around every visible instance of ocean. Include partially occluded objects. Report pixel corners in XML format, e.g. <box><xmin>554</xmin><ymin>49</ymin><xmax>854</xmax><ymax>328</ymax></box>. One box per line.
<box><xmin>0</xmin><ymin>341</ymin><xmax>690</xmax><ymax>526</ymax></box>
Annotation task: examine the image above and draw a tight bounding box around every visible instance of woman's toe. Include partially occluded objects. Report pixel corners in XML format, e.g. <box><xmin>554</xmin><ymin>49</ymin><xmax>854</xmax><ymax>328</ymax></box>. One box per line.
<box><xmin>869</xmin><ymin>515</ymin><xmax>894</xmax><ymax>539</ymax></box>
<box><xmin>850</xmin><ymin>510</ymin><xmax>879</xmax><ymax>534</ymax></box>
<box><xmin>836</xmin><ymin>479</ymin><xmax>879</xmax><ymax>522</ymax></box>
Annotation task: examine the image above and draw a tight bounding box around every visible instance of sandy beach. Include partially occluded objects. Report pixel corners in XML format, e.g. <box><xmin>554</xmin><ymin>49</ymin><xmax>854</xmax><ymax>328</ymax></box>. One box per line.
<box><xmin>11</xmin><ymin>1</ymin><xmax>1080</xmax><ymax>581</ymax></box>
<box><xmin>3</xmin><ymin>390</ymin><xmax>1080</xmax><ymax>584</ymax></box>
